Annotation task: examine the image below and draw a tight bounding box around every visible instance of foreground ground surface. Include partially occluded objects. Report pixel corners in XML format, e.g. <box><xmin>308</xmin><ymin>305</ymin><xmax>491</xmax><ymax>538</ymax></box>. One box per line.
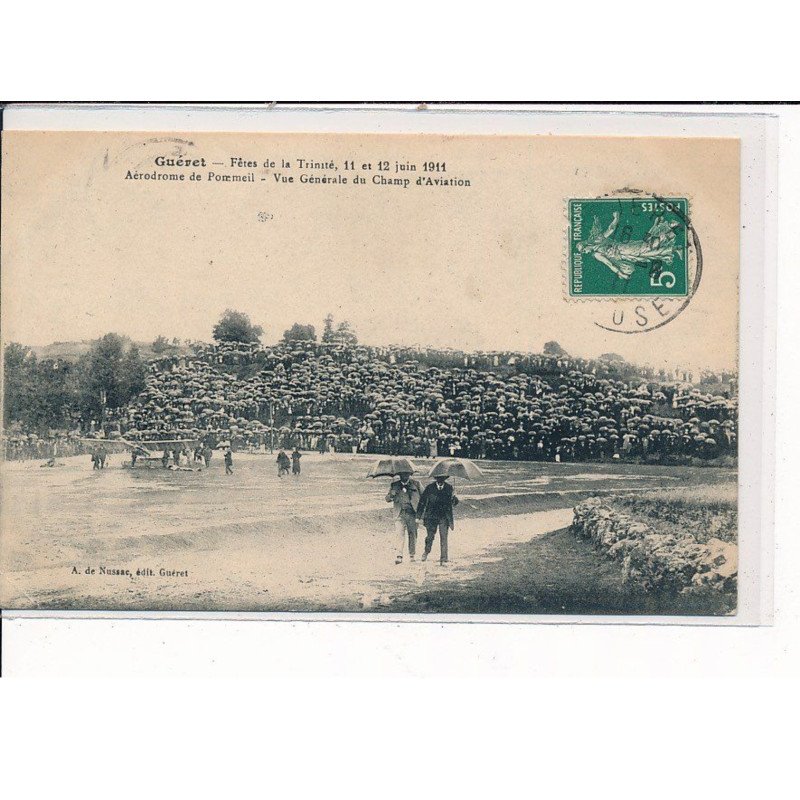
<box><xmin>0</xmin><ymin>452</ymin><xmax>736</xmax><ymax>614</ymax></box>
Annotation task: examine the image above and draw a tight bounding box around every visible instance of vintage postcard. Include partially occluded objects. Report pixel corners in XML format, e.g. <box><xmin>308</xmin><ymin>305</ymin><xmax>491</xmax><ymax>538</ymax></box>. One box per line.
<box><xmin>1</xmin><ymin>127</ymin><xmax>744</xmax><ymax>616</ymax></box>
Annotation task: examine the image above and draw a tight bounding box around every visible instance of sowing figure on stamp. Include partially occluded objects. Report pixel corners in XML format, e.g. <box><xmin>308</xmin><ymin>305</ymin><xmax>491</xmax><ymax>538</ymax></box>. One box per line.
<box><xmin>577</xmin><ymin>211</ymin><xmax>682</xmax><ymax>280</ymax></box>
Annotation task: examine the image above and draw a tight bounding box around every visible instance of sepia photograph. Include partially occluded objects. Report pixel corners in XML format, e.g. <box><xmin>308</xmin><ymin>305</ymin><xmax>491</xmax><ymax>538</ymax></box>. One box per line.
<box><xmin>1</xmin><ymin>127</ymin><xmax>742</xmax><ymax>616</ymax></box>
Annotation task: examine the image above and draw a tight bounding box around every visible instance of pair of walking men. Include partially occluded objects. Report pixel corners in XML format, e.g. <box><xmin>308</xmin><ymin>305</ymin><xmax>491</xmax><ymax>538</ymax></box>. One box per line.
<box><xmin>385</xmin><ymin>471</ymin><xmax>459</xmax><ymax>565</ymax></box>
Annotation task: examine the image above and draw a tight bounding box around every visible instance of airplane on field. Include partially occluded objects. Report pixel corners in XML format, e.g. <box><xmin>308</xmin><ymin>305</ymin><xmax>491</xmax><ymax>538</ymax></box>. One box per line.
<box><xmin>80</xmin><ymin>437</ymin><xmax>202</xmax><ymax>469</ymax></box>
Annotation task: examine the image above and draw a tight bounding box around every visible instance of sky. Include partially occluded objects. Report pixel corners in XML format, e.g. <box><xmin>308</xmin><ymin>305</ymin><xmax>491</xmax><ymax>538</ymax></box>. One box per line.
<box><xmin>1</xmin><ymin>131</ymin><xmax>740</xmax><ymax>371</ymax></box>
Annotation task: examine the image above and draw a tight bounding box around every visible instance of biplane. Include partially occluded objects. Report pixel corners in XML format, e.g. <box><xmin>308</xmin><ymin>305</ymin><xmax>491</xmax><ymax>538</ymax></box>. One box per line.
<box><xmin>80</xmin><ymin>437</ymin><xmax>202</xmax><ymax>468</ymax></box>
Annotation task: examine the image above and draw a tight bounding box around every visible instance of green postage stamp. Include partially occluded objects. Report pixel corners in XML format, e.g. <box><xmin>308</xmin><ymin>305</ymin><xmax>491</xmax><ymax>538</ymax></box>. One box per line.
<box><xmin>568</xmin><ymin>197</ymin><xmax>689</xmax><ymax>297</ymax></box>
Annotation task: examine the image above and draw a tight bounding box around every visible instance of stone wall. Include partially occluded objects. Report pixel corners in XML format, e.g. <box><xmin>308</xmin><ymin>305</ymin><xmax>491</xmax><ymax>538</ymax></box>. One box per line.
<box><xmin>572</xmin><ymin>498</ymin><xmax>737</xmax><ymax>596</ymax></box>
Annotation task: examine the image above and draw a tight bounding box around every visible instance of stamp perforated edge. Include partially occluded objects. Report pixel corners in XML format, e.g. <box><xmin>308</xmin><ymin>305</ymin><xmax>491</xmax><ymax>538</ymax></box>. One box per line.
<box><xmin>562</xmin><ymin>190</ymin><xmax>696</xmax><ymax>303</ymax></box>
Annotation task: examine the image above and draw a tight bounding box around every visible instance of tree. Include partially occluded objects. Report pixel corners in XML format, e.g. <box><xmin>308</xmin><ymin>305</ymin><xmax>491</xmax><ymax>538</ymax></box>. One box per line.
<box><xmin>3</xmin><ymin>343</ymin><xmax>34</xmax><ymax>426</ymax></box>
<box><xmin>3</xmin><ymin>336</ymin><xmax>145</xmax><ymax>433</ymax></box>
<box><xmin>335</xmin><ymin>320</ymin><xmax>358</xmax><ymax>346</ymax></box>
<box><xmin>120</xmin><ymin>345</ymin><xmax>147</xmax><ymax>401</ymax></box>
<box><xmin>321</xmin><ymin>313</ymin><xmax>335</xmax><ymax>343</ymax></box>
<box><xmin>322</xmin><ymin>313</ymin><xmax>358</xmax><ymax>346</ymax></box>
<box><xmin>212</xmin><ymin>309</ymin><xmax>263</xmax><ymax>344</ymax></box>
<box><xmin>29</xmin><ymin>359</ymin><xmax>76</xmax><ymax>431</ymax></box>
<box><xmin>4</xmin><ymin>343</ymin><xmax>84</xmax><ymax>432</ymax></box>
<box><xmin>543</xmin><ymin>341</ymin><xmax>568</xmax><ymax>357</ymax></box>
<box><xmin>84</xmin><ymin>333</ymin><xmax>126</xmax><ymax>418</ymax></box>
<box><xmin>151</xmin><ymin>335</ymin><xmax>170</xmax><ymax>354</ymax></box>
<box><xmin>72</xmin><ymin>334</ymin><xmax>147</xmax><ymax>424</ymax></box>
<box><xmin>282</xmin><ymin>323</ymin><xmax>316</xmax><ymax>343</ymax></box>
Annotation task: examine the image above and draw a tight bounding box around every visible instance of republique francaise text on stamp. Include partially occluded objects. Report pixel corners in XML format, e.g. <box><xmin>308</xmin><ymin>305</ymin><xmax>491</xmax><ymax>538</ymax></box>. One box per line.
<box><xmin>569</xmin><ymin>197</ymin><xmax>689</xmax><ymax>298</ymax></box>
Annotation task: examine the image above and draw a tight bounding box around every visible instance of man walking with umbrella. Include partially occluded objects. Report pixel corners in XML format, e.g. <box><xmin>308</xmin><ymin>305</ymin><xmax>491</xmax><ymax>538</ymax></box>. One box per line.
<box><xmin>418</xmin><ymin>457</ymin><xmax>482</xmax><ymax>564</ymax></box>
<box><xmin>385</xmin><ymin>470</ymin><xmax>422</xmax><ymax>565</ymax></box>
<box><xmin>417</xmin><ymin>475</ymin><xmax>459</xmax><ymax>564</ymax></box>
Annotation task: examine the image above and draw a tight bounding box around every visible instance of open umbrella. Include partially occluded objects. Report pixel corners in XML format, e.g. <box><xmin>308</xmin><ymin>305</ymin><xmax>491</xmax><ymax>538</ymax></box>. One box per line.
<box><xmin>366</xmin><ymin>457</ymin><xmax>417</xmax><ymax>478</ymax></box>
<box><xmin>427</xmin><ymin>457</ymin><xmax>484</xmax><ymax>481</ymax></box>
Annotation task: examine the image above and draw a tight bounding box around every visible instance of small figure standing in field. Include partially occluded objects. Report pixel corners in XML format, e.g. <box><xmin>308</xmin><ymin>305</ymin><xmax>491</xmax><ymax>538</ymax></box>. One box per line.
<box><xmin>91</xmin><ymin>445</ymin><xmax>107</xmax><ymax>469</ymax></box>
<box><xmin>291</xmin><ymin>448</ymin><xmax>302</xmax><ymax>476</ymax></box>
<box><xmin>276</xmin><ymin>449</ymin><xmax>291</xmax><ymax>477</ymax></box>
<box><xmin>224</xmin><ymin>447</ymin><xmax>234</xmax><ymax>475</ymax></box>
<box><xmin>386</xmin><ymin>471</ymin><xmax>421</xmax><ymax>565</ymax></box>
<box><xmin>417</xmin><ymin>475</ymin><xmax>459</xmax><ymax>564</ymax></box>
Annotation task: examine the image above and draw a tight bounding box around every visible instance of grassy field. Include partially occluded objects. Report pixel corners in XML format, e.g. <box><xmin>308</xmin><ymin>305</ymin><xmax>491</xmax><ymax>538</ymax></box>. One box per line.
<box><xmin>609</xmin><ymin>483</ymin><xmax>737</xmax><ymax>545</ymax></box>
<box><xmin>0</xmin><ymin>452</ymin><xmax>737</xmax><ymax>615</ymax></box>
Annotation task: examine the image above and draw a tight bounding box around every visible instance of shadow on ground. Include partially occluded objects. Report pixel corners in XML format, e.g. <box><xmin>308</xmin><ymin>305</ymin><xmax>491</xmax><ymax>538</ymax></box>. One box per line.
<box><xmin>379</xmin><ymin>527</ymin><xmax>733</xmax><ymax>616</ymax></box>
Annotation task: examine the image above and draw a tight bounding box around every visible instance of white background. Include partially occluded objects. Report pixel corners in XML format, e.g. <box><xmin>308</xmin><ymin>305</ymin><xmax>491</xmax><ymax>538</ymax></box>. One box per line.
<box><xmin>1</xmin><ymin>3</ymin><xmax>799</xmax><ymax>798</ymax></box>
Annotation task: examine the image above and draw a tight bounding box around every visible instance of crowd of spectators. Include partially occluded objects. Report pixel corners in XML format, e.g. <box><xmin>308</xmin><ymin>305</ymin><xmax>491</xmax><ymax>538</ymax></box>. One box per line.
<box><xmin>2</xmin><ymin>428</ymin><xmax>91</xmax><ymax>461</ymax></box>
<box><xmin>110</xmin><ymin>340</ymin><xmax>738</xmax><ymax>464</ymax></box>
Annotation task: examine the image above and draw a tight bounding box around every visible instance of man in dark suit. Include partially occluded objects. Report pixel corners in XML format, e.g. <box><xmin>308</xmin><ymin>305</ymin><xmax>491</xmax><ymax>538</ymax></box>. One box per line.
<box><xmin>417</xmin><ymin>475</ymin><xmax>459</xmax><ymax>564</ymax></box>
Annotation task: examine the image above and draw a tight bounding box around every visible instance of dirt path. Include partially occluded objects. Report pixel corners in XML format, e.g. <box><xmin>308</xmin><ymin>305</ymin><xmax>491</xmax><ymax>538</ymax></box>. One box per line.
<box><xmin>2</xmin><ymin>504</ymin><xmax>575</xmax><ymax>612</ymax></box>
<box><xmin>1</xmin><ymin>453</ymin><xmax>735</xmax><ymax>613</ymax></box>
<box><xmin>356</xmin><ymin>509</ymin><xmax>574</xmax><ymax>609</ymax></box>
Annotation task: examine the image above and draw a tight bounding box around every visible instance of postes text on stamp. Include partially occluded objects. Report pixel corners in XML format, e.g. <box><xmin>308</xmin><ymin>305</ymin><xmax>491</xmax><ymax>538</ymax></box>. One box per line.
<box><xmin>569</xmin><ymin>197</ymin><xmax>689</xmax><ymax>297</ymax></box>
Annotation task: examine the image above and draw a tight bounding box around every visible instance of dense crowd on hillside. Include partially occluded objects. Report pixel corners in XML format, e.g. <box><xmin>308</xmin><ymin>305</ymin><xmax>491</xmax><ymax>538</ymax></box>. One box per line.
<box><xmin>2</xmin><ymin>339</ymin><xmax>737</xmax><ymax>463</ymax></box>
<box><xmin>96</xmin><ymin>340</ymin><xmax>739</xmax><ymax>464</ymax></box>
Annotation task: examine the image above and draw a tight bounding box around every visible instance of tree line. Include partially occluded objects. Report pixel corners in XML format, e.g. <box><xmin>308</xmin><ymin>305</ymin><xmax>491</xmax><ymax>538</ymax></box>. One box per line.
<box><xmin>212</xmin><ymin>309</ymin><xmax>358</xmax><ymax>346</ymax></box>
<box><xmin>3</xmin><ymin>310</ymin><xmax>358</xmax><ymax>434</ymax></box>
<box><xmin>4</xmin><ymin>334</ymin><xmax>146</xmax><ymax>434</ymax></box>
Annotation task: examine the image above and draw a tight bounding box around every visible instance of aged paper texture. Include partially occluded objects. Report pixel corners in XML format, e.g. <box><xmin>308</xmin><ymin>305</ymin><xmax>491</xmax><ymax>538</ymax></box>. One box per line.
<box><xmin>1</xmin><ymin>130</ymin><xmax>739</xmax><ymax>614</ymax></box>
